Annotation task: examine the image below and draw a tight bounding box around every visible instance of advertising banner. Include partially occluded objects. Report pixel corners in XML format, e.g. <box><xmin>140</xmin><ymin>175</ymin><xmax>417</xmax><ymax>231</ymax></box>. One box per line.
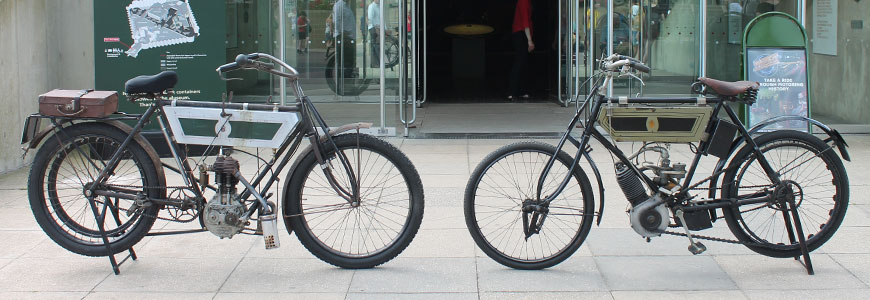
<box><xmin>746</xmin><ymin>48</ymin><xmax>809</xmax><ymax>130</ymax></box>
<box><xmin>94</xmin><ymin>0</ymin><xmax>226</xmax><ymax>124</ymax></box>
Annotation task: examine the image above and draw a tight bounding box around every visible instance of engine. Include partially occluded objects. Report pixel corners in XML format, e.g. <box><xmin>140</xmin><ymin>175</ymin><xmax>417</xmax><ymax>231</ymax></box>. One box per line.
<box><xmin>615</xmin><ymin>145</ymin><xmax>688</xmax><ymax>238</ymax></box>
<box><xmin>203</xmin><ymin>156</ymin><xmax>246</xmax><ymax>239</ymax></box>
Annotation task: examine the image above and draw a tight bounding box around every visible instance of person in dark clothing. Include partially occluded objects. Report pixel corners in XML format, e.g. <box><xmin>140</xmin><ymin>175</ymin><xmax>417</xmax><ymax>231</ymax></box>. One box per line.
<box><xmin>508</xmin><ymin>0</ymin><xmax>534</xmax><ymax>101</ymax></box>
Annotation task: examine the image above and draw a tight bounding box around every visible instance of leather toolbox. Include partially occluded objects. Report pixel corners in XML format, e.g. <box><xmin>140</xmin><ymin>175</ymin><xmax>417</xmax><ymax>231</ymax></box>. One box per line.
<box><xmin>38</xmin><ymin>89</ymin><xmax>119</xmax><ymax>118</ymax></box>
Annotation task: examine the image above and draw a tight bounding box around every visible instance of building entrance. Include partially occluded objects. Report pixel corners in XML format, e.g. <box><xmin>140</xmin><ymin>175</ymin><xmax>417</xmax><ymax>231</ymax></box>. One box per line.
<box><xmin>424</xmin><ymin>0</ymin><xmax>560</xmax><ymax>102</ymax></box>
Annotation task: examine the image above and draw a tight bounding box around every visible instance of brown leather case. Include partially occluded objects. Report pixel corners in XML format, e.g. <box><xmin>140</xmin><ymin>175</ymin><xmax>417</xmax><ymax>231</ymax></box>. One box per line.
<box><xmin>38</xmin><ymin>89</ymin><xmax>119</xmax><ymax>118</ymax></box>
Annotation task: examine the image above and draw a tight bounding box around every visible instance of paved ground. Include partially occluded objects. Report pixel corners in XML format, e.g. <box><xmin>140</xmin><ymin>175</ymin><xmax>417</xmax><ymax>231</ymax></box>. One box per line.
<box><xmin>1</xmin><ymin>136</ymin><xmax>870</xmax><ymax>299</ymax></box>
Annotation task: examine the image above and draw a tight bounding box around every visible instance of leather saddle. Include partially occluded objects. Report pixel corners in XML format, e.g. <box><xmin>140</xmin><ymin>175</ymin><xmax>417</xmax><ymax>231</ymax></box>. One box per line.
<box><xmin>125</xmin><ymin>71</ymin><xmax>179</xmax><ymax>94</ymax></box>
<box><xmin>698</xmin><ymin>77</ymin><xmax>759</xmax><ymax>97</ymax></box>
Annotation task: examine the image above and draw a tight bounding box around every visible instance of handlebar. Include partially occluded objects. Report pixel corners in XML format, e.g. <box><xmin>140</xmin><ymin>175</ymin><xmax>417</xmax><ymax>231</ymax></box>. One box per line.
<box><xmin>215</xmin><ymin>53</ymin><xmax>297</xmax><ymax>79</ymax></box>
<box><xmin>603</xmin><ymin>54</ymin><xmax>650</xmax><ymax>74</ymax></box>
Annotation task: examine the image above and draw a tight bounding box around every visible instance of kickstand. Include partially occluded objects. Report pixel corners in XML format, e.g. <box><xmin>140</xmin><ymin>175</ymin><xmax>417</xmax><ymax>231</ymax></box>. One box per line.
<box><xmin>782</xmin><ymin>199</ymin><xmax>814</xmax><ymax>275</ymax></box>
<box><xmin>87</xmin><ymin>196</ymin><xmax>138</xmax><ymax>275</ymax></box>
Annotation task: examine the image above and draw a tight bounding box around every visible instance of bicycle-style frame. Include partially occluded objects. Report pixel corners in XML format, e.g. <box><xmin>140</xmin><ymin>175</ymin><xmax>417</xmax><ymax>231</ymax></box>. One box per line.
<box><xmin>530</xmin><ymin>69</ymin><xmax>836</xmax><ymax>274</ymax></box>
<box><xmin>25</xmin><ymin>54</ymin><xmax>364</xmax><ymax>239</ymax></box>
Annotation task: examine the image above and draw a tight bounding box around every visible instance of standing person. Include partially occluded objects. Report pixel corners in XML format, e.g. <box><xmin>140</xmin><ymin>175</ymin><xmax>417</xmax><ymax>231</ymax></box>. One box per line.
<box><xmin>508</xmin><ymin>0</ymin><xmax>534</xmax><ymax>101</ymax></box>
<box><xmin>297</xmin><ymin>12</ymin><xmax>309</xmax><ymax>54</ymax></box>
<box><xmin>333</xmin><ymin>0</ymin><xmax>357</xmax><ymax>77</ymax></box>
<box><xmin>367</xmin><ymin>0</ymin><xmax>382</xmax><ymax>68</ymax></box>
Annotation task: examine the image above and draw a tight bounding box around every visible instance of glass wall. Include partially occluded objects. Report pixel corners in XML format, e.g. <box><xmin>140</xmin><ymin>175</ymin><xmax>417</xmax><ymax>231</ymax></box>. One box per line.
<box><xmin>283</xmin><ymin>0</ymin><xmax>411</xmax><ymax>104</ymax></box>
<box><xmin>597</xmin><ymin>0</ymin><xmax>701</xmax><ymax>96</ymax></box>
<box><xmin>705</xmin><ymin>0</ymin><xmax>799</xmax><ymax>82</ymax></box>
<box><xmin>226</xmin><ymin>0</ymin><xmax>278</xmax><ymax>102</ymax></box>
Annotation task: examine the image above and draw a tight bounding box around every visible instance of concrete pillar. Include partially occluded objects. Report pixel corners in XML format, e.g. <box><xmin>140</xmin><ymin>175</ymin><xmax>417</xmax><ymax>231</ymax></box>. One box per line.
<box><xmin>0</xmin><ymin>0</ymin><xmax>94</xmax><ymax>174</ymax></box>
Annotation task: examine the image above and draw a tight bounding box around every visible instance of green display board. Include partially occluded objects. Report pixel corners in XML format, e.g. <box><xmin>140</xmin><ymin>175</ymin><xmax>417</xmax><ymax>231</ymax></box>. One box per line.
<box><xmin>743</xmin><ymin>12</ymin><xmax>811</xmax><ymax>131</ymax></box>
<box><xmin>94</xmin><ymin>0</ymin><xmax>227</xmax><ymax>123</ymax></box>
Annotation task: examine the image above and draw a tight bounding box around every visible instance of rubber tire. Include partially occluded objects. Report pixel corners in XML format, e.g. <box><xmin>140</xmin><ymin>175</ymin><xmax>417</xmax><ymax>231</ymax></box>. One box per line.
<box><xmin>465</xmin><ymin>141</ymin><xmax>595</xmax><ymax>270</ymax></box>
<box><xmin>28</xmin><ymin>122</ymin><xmax>159</xmax><ymax>257</ymax></box>
<box><xmin>722</xmin><ymin>130</ymin><xmax>848</xmax><ymax>258</ymax></box>
<box><xmin>284</xmin><ymin>133</ymin><xmax>424</xmax><ymax>268</ymax></box>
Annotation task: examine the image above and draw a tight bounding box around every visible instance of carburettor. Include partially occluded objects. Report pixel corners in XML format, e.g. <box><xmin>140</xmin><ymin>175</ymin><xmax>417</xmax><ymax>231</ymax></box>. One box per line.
<box><xmin>203</xmin><ymin>156</ymin><xmax>247</xmax><ymax>239</ymax></box>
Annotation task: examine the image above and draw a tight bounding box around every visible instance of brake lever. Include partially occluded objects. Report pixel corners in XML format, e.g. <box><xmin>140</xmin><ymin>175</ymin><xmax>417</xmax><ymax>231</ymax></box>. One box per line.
<box><xmin>618</xmin><ymin>70</ymin><xmax>645</xmax><ymax>86</ymax></box>
<box><xmin>217</xmin><ymin>71</ymin><xmax>243</xmax><ymax>81</ymax></box>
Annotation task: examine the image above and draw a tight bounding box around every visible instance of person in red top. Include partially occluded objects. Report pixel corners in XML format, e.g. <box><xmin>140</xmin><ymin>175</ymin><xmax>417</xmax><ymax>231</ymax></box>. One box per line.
<box><xmin>508</xmin><ymin>0</ymin><xmax>534</xmax><ymax>101</ymax></box>
<box><xmin>297</xmin><ymin>12</ymin><xmax>310</xmax><ymax>54</ymax></box>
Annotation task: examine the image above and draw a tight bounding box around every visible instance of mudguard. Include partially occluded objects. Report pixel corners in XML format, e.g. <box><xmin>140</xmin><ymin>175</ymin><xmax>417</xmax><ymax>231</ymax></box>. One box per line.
<box><xmin>566</xmin><ymin>135</ymin><xmax>606</xmax><ymax>226</ymax></box>
<box><xmin>706</xmin><ymin>115</ymin><xmax>849</xmax><ymax>199</ymax></box>
<box><xmin>26</xmin><ymin>120</ymin><xmax>167</xmax><ymax>198</ymax></box>
<box><xmin>281</xmin><ymin>122</ymin><xmax>374</xmax><ymax>232</ymax></box>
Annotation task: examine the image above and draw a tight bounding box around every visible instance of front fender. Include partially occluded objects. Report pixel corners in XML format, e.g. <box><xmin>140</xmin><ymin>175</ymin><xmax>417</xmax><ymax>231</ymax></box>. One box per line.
<box><xmin>282</xmin><ymin>122</ymin><xmax>374</xmax><ymax>231</ymax></box>
<box><xmin>707</xmin><ymin>115</ymin><xmax>849</xmax><ymax>199</ymax></box>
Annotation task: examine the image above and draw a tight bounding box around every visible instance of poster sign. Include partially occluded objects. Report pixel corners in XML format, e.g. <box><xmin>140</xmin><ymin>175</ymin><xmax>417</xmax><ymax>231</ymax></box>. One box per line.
<box><xmin>812</xmin><ymin>0</ymin><xmax>837</xmax><ymax>55</ymax></box>
<box><xmin>746</xmin><ymin>48</ymin><xmax>809</xmax><ymax>130</ymax></box>
<box><xmin>94</xmin><ymin>0</ymin><xmax>226</xmax><ymax>127</ymax></box>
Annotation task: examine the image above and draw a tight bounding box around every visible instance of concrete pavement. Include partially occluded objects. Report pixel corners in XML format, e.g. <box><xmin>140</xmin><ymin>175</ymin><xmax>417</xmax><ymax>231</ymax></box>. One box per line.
<box><xmin>1</xmin><ymin>136</ymin><xmax>870</xmax><ymax>299</ymax></box>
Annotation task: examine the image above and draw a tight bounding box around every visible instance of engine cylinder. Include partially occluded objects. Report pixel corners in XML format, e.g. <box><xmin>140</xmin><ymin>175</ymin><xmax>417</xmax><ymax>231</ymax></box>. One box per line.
<box><xmin>615</xmin><ymin>163</ymin><xmax>647</xmax><ymax>206</ymax></box>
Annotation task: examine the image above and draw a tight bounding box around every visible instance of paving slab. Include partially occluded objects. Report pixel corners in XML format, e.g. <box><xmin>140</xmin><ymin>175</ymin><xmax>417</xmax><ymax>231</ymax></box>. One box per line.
<box><xmin>841</xmin><ymin>204</ymin><xmax>870</xmax><ymax>227</ymax></box>
<box><xmin>420</xmin><ymin>186</ymin><xmax>464</xmax><ymax>205</ymax></box>
<box><xmin>743</xmin><ymin>289</ymin><xmax>870</xmax><ymax>300</ymax></box>
<box><xmin>83</xmin><ymin>292</ymin><xmax>215</xmax><ymax>300</ymax></box>
<box><xmin>347</xmin><ymin>292</ymin><xmax>478</xmax><ymax>300</ymax></box>
<box><xmin>349</xmin><ymin>258</ymin><xmax>477</xmax><ymax>293</ymax></box>
<box><xmin>135</xmin><ymin>231</ymin><xmax>257</xmax><ymax>259</ymax></box>
<box><xmin>477</xmin><ymin>256</ymin><xmax>608</xmax><ymax>292</ymax></box>
<box><xmin>95</xmin><ymin>257</ymin><xmax>240</xmax><ymax>293</ymax></box>
<box><xmin>419</xmin><ymin>206</ymin><xmax>466</xmax><ymax>229</ymax></box>
<box><xmin>610</xmin><ymin>290</ymin><xmax>747</xmax><ymax>300</ymax></box>
<box><xmin>817</xmin><ymin>226</ymin><xmax>870</xmax><ymax>254</ymax></box>
<box><xmin>400</xmin><ymin>228</ymin><xmax>476</xmax><ymax>258</ymax></box>
<box><xmin>0</xmin><ymin>206</ymin><xmax>41</xmax><ymax>230</ymax></box>
<box><xmin>220</xmin><ymin>258</ymin><xmax>354</xmax><ymax>293</ymax></box>
<box><xmin>480</xmin><ymin>291</ymin><xmax>613</xmax><ymax>300</ymax></box>
<box><xmin>829</xmin><ymin>254</ymin><xmax>870</xmax><ymax>287</ymax></box>
<box><xmin>419</xmin><ymin>174</ymin><xmax>469</xmax><ymax>189</ymax></box>
<box><xmin>595</xmin><ymin>255</ymin><xmax>737</xmax><ymax>291</ymax></box>
<box><xmin>0</xmin><ymin>257</ymin><xmax>111</xmax><ymax>292</ymax></box>
<box><xmin>0</xmin><ymin>230</ymin><xmax>45</xmax><ymax>259</ymax></box>
<box><xmin>214</xmin><ymin>292</ymin><xmax>345</xmax><ymax>300</ymax></box>
<box><xmin>0</xmin><ymin>292</ymin><xmax>89</xmax><ymax>299</ymax></box>
<box><xmin>714</xmin><ymin>254</ymin><xmax>866</xmax><ymax>290</ymax></box>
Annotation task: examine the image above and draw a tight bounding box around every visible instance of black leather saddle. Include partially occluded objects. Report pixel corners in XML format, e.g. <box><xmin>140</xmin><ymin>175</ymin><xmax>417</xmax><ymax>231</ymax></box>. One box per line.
<box><xmin>124</xmin><ymin>71</ymin><xmax>178</xmax><ymax>94</ymax></box>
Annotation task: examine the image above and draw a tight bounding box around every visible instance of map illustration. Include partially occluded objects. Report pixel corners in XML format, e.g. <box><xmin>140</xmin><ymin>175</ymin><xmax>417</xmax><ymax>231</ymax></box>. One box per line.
<box><xmin>125</xmin><ymin>0</ymin><xmax>200</xmax><ymax>58</ymax></box>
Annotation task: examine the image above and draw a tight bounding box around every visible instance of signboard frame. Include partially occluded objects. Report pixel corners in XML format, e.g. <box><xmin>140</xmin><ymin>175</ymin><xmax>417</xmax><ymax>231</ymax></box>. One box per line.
<box><xmin>742</xmin><ymin>12</ymin><xmax>812</xmax><ymax>132</ymax></box>
<box><xmin>94</xmin><ymin>0</ymin><xmax>227</xmax><ymax>130</ymax></box>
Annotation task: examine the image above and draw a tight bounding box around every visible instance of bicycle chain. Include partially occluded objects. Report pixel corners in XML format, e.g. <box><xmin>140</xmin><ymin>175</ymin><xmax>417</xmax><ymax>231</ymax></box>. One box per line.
<box><xmin>103</xmin><ymin>183</ymin><xmax>202</xmax><ymax>223</ymax></box>
<box><xmin>661</xmin><ymin>230</ymin><xmax>745</xmax><ymax>245</ymax></box>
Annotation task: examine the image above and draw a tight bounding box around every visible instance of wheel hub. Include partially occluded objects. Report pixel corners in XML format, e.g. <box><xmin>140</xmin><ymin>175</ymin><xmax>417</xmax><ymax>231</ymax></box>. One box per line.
<box><xmin>771</xmin><ymin>180</ymin><xmax>803</xmax><ymax>211</ymax></box>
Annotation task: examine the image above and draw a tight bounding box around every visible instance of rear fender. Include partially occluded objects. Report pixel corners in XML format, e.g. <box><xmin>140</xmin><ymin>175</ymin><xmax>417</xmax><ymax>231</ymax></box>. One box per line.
<box><xmin>706</xmin><ymin>115</ymin><xmax>849</xmax><ymax>199</ymax></box>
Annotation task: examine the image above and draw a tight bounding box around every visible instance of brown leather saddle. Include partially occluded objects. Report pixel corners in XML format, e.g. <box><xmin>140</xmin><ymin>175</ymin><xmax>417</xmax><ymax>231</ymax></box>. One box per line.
<box><xmin>698</xmin><ymin>77</ymin><xmax>759</xmax><ymax>97</ymax></box>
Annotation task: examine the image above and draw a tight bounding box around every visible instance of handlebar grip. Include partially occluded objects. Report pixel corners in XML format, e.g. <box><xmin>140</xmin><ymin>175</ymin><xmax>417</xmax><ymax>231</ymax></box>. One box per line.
<box><xmin>617</xmin><ymin>55</ymin><xmax>641</xmax><ymax>64</ymax></box>
<box><xmin>218</xmin><ymin>62</ymin><xmax>240</xmax><ymax>73</ymax></box>
<box><xmin>629</xmin><ymin>61</ymin><xmax>650</xmax><ymax>73</ymax></box>
<box><xmin>235</xmin><ymin>54</ymin><xmax>254</xmax><ymax>66</ymax></box>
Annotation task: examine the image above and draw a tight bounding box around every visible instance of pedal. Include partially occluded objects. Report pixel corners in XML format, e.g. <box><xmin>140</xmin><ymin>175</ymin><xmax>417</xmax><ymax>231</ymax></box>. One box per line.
<box><xmin>259</xmin><ymin>213</ymin><xmax>280</xmax><ymax>250</ymax></box>
<box><xmin>688</xmin><ymin>242</ymin><xmax>707</xmax><ymax>255</ymax></box>
<box><xmin>675</xmin><ymin>209</ymin><xmax>706</xmax><ymax>255</ymax></box>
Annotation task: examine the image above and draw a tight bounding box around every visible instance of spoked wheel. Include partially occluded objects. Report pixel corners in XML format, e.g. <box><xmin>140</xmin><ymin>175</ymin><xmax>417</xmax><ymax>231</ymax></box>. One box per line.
<box><xmin>324</xmin><ymin>56</ymin><xmax>369</xmax><ymax>96</ymax></box>
<box><xmin>721</xmin><ymin>130</ymin><xmax>848</xmax><ymax>258</ymax></box>
<box><xmin>383</xmin><ymin>36</ymin><xmax>401</xmax><ymax>69</ymax></box>
<box><xmin>285</xmin><ymin>133</ymin><xmax>424</xmax><ymax>268</ymax></box>
<box><xmin>28</xmin><ymin>123</ymin><xmax>160</xmax><ymax>256</ymax></box>
<box><xmin>465</xmin><ymin>142</ymin><xmax>594</xmax><ymax>270</ymax></box>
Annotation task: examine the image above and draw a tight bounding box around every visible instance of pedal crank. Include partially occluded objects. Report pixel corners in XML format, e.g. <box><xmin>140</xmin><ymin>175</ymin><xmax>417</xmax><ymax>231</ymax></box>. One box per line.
<box><xmin>675</xmin><ymin>209</ymin><xmax>706</xmax><ymax>255</ymax></box>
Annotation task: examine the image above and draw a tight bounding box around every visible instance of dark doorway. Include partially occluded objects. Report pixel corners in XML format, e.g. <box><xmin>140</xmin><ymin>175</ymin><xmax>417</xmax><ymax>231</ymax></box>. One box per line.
<box><xmin>424</xmin><ymin>0</ymin><xmax>558</xmax><ymax>102</ymax></box>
